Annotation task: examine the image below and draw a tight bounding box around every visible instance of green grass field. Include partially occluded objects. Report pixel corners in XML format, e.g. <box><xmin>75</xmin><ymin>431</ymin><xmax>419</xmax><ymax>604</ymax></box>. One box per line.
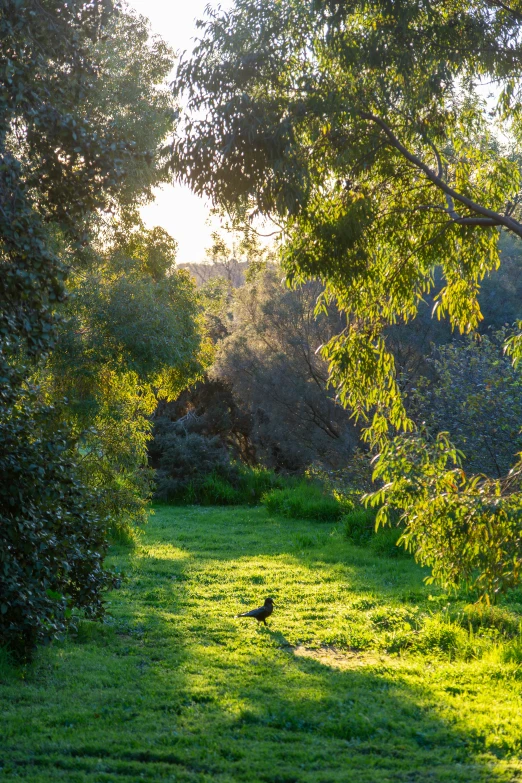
<box><xmin>1</xmin><ymin>505</ymin><xmax>522</xmax><ymax>782</ymax></box>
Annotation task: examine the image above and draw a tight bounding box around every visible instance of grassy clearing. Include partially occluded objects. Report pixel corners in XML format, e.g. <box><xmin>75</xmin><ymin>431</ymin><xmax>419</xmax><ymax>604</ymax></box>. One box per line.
<box><xmin>1</xmin><ymin>505</ymin><xmax>522</xmax><ymax>782</ymax></box>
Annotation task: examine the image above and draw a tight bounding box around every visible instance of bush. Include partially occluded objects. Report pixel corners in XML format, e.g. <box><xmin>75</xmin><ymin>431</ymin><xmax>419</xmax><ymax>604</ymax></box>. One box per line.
<box><xmin>152</xmin><ymin>425</ymin><xmax>237</xmax><ymax>502</ymax></box>
<box><xmin>152</xmin><ymin>421</ymin><xmax>285</xmax><ymax>505</ymax></box>
<box><xmin>0</xmin><ymin>396</ymin><xmax>115</xmax><ymax>659</ymax></box>
<box><xmin>343</xmin><ymin>508</ymin><xmax>408</xmax><ymax>558</ymax></box>
<box><xmin>414</xmin><ymin>616</ymin><xmax>468</xmax><ymax>656</ymax></box>
<box><xmin>262</xmin><ymin>481</ymin><xmax>347</xmax><ymax>521</ymax></box>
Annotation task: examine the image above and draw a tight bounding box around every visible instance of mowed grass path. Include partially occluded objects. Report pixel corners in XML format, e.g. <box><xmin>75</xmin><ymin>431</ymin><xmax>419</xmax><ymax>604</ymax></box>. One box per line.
<box><xmin>1</xmin><ymin>506</ymin><xmax>522</xmax><ymax>782</ymax></box>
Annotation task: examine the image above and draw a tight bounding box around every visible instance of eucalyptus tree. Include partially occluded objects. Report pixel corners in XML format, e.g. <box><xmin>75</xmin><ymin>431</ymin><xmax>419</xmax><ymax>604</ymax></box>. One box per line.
<box><xmin>173</xmin><ymin>0</ymin><xmax>522</xmax><ymax>597</ymax></box>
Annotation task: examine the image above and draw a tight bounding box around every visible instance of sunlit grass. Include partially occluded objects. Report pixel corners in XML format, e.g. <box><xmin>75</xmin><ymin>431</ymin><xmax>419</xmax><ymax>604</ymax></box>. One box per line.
<box><xmin>1</xmin><ymin>505</ymin><xmax>522</xmax><ymax>781</ymax></box>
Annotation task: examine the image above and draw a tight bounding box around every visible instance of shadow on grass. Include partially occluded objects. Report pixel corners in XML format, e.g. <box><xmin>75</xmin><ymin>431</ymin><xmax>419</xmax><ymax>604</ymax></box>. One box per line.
<box><xmin>1</xmin><ymin>505</ymin><xmax>518</xmax><ymax>783</ymax></box>
<box><xmin>6</xmin><ymin>615</ymin><xmax>509</xmax><ymax>783</ymax></box>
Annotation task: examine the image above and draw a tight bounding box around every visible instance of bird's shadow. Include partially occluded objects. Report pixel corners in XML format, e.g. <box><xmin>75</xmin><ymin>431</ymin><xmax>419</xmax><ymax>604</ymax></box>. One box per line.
<box><xmin>263</xmin><ymin>627</ymin><xmax>293</xmax><ymax>649</ymax></box>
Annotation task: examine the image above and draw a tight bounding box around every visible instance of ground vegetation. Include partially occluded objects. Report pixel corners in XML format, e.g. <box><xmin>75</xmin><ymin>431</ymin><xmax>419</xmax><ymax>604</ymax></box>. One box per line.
<box><xmin>2</xmin><ymin>505</ymin><xmax>522</xmax><ymax>782</ymax></box>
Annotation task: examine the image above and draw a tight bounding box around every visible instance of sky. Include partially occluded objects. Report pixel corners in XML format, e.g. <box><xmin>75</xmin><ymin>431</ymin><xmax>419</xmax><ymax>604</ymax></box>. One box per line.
<box><xmin>128</xmin><ymin>0</ymin><xmax>232</xmax><ymax>264</ymax></box>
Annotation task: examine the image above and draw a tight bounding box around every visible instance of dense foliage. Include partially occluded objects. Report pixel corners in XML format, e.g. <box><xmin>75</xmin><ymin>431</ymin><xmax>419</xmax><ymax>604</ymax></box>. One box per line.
<box><xmin>410</xmin><ymin>330</ymin><xmax>522</xmax><ymax>478</ymax></box>
<box><xmin>0</xmin><ymin>393</ymin><xmax>114</xmax><ymax>656</ymax></box>
<box><xmin>150</xmin><ymin>413</ymin><xmax>283</xmax><ymax>505</ymax></box>
<box><xmin>173</xmin><ymin>0</ymin><xmax>522</xmax><ymax>435</ymax></box>
<box><xmin>50</xmin><ymin>227</ymin><xmax>208</xmax><ymax>531</ymax></box>
<box><xmin>261</xmin><ymin>482</ymin><xmax>349</xmax><ymax>521</ymax></box>
<box><xmin>0</xmin><ymin>1</ymin><xmax>204</xmax><ymax>655</ymax></box>
<box><xmin>369</xmin><ymin>433</ymin><xmax>522</xmax><ymax>600</ymax></box>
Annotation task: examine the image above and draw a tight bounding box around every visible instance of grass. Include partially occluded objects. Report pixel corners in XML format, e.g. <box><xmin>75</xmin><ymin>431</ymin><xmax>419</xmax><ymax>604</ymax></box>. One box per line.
<box><xmin>342</xmin><ymin>507</ymin><xmax>408</xmax><ymax>558</ymax></box>
<box><xmin>1</xmin><ymin>505</ymin><xmax>522</xmax><ymax>782</ymax></box>
<box><xmin>161</xmin><ymin>466</ymin><xmax>286</xmax><ymax>506</ymax></box>
<box><xmin>262</xmin><ymin>481</ymin><xmax>348</xmax><ymax>520</ymax></box>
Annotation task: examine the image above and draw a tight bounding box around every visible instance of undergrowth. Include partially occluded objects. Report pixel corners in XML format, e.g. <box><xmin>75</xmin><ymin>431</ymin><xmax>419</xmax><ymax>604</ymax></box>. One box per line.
<box><xmin>159</xmin><ymin>464</ymin><xmax>286</xmax><ymax>506</ymax></box>
<box><xmin>261</xmin><ymin>480</ymin><xmax>349</xmax><ymax>520</ymax></box>
<box><xmin>343</xmin><ymin>507</ymin><xmax>409</xmax><ymax>558</ymax></box>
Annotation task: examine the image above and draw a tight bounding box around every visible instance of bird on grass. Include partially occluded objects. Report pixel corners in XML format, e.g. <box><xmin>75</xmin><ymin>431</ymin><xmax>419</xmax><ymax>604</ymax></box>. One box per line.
<box><xmin>236</xmin><ymin>597</ymin><xmax>274</xmax><ymax>626</ymax></box>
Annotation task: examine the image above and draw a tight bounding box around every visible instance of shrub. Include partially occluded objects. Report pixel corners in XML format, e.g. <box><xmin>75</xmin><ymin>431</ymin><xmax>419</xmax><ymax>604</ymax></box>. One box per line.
<box><xmin>237</xmin><ymin>464</ymin><xmax>285</xmax><ymax>502</ymax></box>
<box><xmin>0</xmin><ymin>396</ymin><xmax>115</xmax><ymax>659</ymax></box>
<box><xmin>152</xmin><ymin>426</ymin><xmax>238</xmax><ymax>503</ymax></box>
<box><xmin>152</xmin><ymin>421</ymin><xmax>285</xmax><ymax>505</ymax></box>
<box><xmin>195</xmin><ymin>473</ymin><xmax>242</xmax><ymax>505</ymax></box>
<box><xmin>262</xmin><ymin>481</ymin><xmax>347</xmax><ymax>521</ymax></box>
<box><xmin>343</xmin><ymin>508</ymin><xmax>408</xmax><ymax>558</ymax></box>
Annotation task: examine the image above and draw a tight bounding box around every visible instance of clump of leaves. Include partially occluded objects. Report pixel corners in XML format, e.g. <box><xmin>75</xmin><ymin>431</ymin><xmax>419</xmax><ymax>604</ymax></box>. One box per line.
<box><xmin>368</xmin><ymin>432</ymin><xmax>522</xmax><ymax>602</ymax></box>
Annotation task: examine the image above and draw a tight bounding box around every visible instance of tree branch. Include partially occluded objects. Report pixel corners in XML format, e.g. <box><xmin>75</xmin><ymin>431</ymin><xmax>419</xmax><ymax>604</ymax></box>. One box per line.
<box><xmin>486</xmin><ymin>0</ymin><xmax>522</xmax><ymax>23</ymax></box>
<box><xmin>359</xmin><ymin>111</ymin><xmax>522</xmax><ymax>237</ymax></box>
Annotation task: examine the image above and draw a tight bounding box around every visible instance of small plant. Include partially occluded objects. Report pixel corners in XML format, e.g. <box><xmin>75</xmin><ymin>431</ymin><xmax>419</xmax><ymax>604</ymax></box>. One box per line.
<box><xmin>414</xmin><ymin>616</ymin><xmax>470</xmax><ymax>657</ymax></box>
<box><xmin>501</xmin><ymin>637</ymin><xmax>522</xmax><ymax>664</ymax></box>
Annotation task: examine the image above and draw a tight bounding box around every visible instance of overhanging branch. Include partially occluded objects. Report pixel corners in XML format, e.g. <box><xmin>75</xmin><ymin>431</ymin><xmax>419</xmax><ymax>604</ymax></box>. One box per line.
<box><xmin>487</xmin><ymin>0</ymin><xmax>522</xmax><ymax>23</ymax></box>
<box><xmin>360</xmin><ymin>111</ymin><xmax>522</xmax><ymax>238</ymax></box>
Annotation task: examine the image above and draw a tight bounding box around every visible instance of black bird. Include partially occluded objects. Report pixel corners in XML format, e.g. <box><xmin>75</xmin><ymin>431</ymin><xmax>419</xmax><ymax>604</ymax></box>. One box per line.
<box><xmin>236</xmin><ymin>597</ymin><xmax>274</xmax><ymax>625</ymax></box>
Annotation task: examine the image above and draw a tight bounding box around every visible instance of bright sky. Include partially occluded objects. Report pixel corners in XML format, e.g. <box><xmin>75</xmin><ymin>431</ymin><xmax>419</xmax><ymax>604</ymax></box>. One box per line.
<box><xmin>129</xmin><ymin>0</ymin><xmax>232</xmax><ymax>264</ymax></box>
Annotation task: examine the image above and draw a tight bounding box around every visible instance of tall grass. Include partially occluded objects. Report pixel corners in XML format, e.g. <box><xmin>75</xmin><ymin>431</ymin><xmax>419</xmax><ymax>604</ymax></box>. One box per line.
<box><xmin>261</xmin><ymin>481</ymin><xmax>349</xmax><ymax>521</ymax></box>
<box><xmin>164</xmin><ymin>465</ymin><xmax>286</xmax><ymax>506</ymax></box>
<box><xmin>343</xmin><ymin>507</ymin><xmax>409</xmax><ymax>558</ymax></box>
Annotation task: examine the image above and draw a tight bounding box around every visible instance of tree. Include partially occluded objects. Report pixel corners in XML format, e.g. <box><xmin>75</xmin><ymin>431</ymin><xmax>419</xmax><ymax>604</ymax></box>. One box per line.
<box><xmin>212</xmin><ymin>264</ymin><xmax>358</xmax><ymax>471</ymax></box>
<box><xmin>410</xmin><ymin>330</ymin><xmax>522</xmax><ymax>478</ymax></box>
<box><xmin>0</xmin><ymin>1</ymin><xmax>187</xmax><ymax>655</ymax></box>
<box><xmin>49</xmin><ymin>227</ymin><xmax>209</xmax><ymax>531</ymax></box>
<box><xmin>173</xmin><ymin>0</ymin><xmax>522</xmax><ymax>436</ymax></box>
<box><xmin>172</xmin><ymin>0</ymin><xmax>522</xmax><ymax>597</ymax></box>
